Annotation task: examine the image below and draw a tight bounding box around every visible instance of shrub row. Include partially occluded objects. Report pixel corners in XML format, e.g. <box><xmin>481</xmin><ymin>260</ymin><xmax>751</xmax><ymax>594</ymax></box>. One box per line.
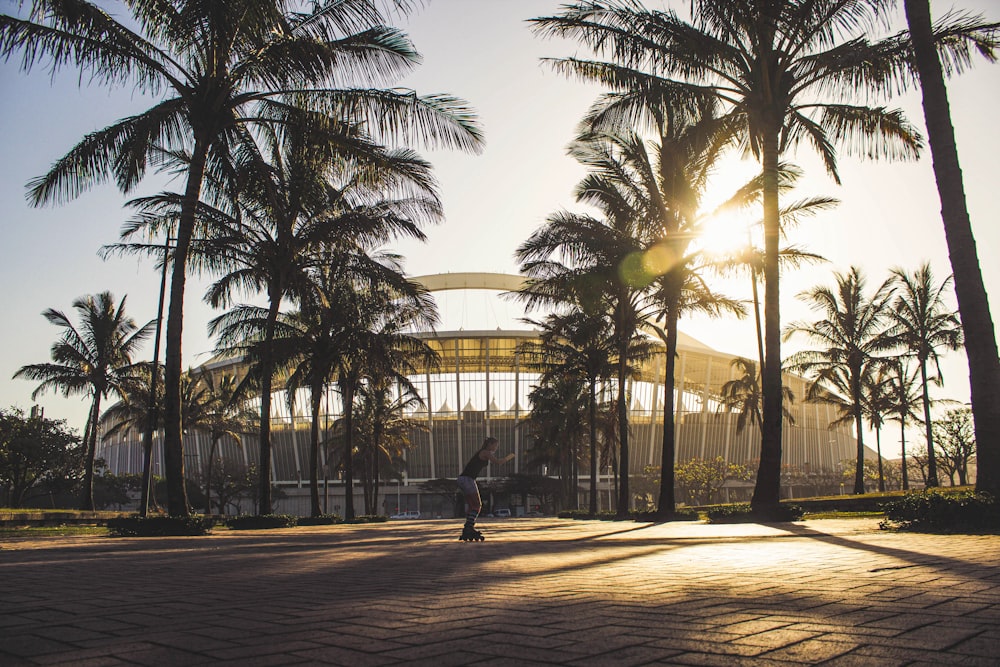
<box><xmin>107</xmin><ymin>515</ymin><xmax>214</xmax><ymax>537</ymax></box>
<box><xmin>880</xmin><ymin>490</ymin><xmax>999</xmax><ymax>533</ymax></box>
<box><xmin>706</xmin><ymin>503</ymin><xmax>805</xmax><ymax>523</ymax></box>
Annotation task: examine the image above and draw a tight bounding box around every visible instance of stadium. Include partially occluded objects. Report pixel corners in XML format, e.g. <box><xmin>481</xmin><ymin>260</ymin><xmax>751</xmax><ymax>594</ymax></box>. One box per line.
<box><xmin>97</xmin><ymin>272</ymin><xmax>862</xmax><ymax>516</ymax></box>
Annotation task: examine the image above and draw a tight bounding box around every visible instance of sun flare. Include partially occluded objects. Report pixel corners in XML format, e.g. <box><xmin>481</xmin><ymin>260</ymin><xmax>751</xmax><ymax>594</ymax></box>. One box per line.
<box><xmin>695</xmin><ymin>210</ymin><xmax>754</xmax><ymax>257</ymax></box>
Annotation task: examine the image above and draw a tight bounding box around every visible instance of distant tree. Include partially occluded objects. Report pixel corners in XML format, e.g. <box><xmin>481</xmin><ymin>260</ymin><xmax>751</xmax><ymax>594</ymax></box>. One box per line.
<box><xmin>14</xmin><ymin>292</ymin><xmax>152</xmax><ymax>510</ymax></box>
<box><xmin>784</xmin><ymin>268</ymin><xmax>895</xmax><ymax>494</ymax></box>
<box><xmin>883</xmin><ymin>358</ymin><xmax>925</xmax><ymax>490</ymax></box>
<box><xmin>675</xmin><ymin>457</ymin><xmax>751</xmax><ymax>506</ymax></box>
<box><xmin>0</xmin><ymin>408</ymin><xmax>82</xmax><ymax>508</ymax></box>
<box><xmin>884</xmin><ymin>264</ymin><xmax>963</xmax><ymax>487</ymax></box>
<box><xmin>933</xmin><ymin>408</ymin><xmax>976</xmax><ymax>486</ymax></box>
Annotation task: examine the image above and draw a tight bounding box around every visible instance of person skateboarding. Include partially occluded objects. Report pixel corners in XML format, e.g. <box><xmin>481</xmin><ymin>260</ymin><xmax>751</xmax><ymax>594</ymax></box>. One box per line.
<box><xmin>456</xmin><ymin>436</ymin><xmax>514</xmax><ymax>541</ymax></box>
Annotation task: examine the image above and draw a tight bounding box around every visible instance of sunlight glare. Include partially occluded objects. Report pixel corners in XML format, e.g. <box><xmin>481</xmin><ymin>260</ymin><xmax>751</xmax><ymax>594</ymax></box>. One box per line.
<box><xmin>695</xmin><ymin>209</ymin><xmax>753</xmax><ymax>258</ymax></box>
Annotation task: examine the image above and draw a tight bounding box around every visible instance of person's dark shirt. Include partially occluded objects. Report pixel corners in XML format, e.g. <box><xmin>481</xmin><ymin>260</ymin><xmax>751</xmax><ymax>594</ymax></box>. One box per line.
<box><xmin>460</xmin><ymin>450</ymin><xmax>490</xmax><ymax>479</ymax></box>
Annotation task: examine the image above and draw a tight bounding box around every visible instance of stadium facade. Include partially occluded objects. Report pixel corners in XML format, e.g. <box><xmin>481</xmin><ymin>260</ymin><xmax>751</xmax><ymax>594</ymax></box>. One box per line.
<box><xmin>97</xmin><ymin>273</ymin><xmax>863</xmax><ymax>516</ymax></box>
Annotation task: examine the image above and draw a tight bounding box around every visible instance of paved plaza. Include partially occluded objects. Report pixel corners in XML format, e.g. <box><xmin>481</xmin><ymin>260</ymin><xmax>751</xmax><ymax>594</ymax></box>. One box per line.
<box><xmin>1</xmin><ymin>517</ymin><xmax>999</xmax><ymax>666</ymax></box>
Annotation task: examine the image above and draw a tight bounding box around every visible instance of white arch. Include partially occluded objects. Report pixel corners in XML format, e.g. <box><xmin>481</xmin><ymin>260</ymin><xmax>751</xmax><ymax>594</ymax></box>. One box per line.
<box><xmin>411</xmin><ymin>272</ymin><xmax>526</xmax><ymax>293</ymax></box>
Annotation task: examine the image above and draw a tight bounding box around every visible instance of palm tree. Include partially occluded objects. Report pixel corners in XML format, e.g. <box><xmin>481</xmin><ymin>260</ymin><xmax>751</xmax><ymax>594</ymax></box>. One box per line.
<box><xmin>183</xmin><ymin>369</ymin><xmax>256</xmax><ymax>515</ymax></box>
<box><xmin>2</xmin><ymin>0</ymin><xmax>482</xmax><ymax>516</ymax></box>
<box><xmin>515</xmin><ymin>193</ymin><xmax>657</xmax><ymax>517</ymax></box>
<box><xmin>521</xmin><ymin>308</ymin><xmax>616</xmax><ymax>514</ymax></box>
<box><xmin>784</xmin><ymin>267</ymin><xmax>895</xmax><ymax>494</ymax></box>
<box><xmin>903</xmin><ymin>0</ymin><xmax>1000</xmax><ymax>495</ymax></box>
<box><xmin>883</xmin><ymin>358</ymin><xmax>924</xmax><ymax>491</ymax></box>
<box><xmin>14</xmin><ymin>292</ymin><xmax>152</xmax><ymax>510</ymax></box>
<box><xmin>718</xmin><ymin>357</ymin><xmax>795</xmax><ymax>435</ymax></box>
<box><xmin>353</xmin><ymin>375</ymin><xmax>427</xmax><ymax>516</ymax></box>
<box><xmin>522</xmin><ymin>372</ymin><xmax>591</xmax><ymax>505</ymax></box>
<box><xmin>192</xmin><ymin>119</ymin><xmax>441</xmax><ymax>516</ymax></box>
<box><xmin>860</xmin><ymin>365</ymin><xmax>895</xmax><ymax>492</ymax></box>
<box><xmin>884</xmin><ymin>264</ymin><xmax>963</xmax><ymax>487</ymax></box>
<box><xmin>530</xmin><ymin>0</ymin><xmax>998</xmax><ymax>511</ymax></box>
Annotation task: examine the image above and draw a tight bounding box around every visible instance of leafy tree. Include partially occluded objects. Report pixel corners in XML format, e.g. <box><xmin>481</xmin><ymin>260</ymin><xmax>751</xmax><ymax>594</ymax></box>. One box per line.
<box><xmin>903</xmin><ymin>0</ymin><xmax>1000</xmax><ymax>495</ymax></box>
<box><xmin>884</xmin><ymin>263</ymin><xmax>963</xmax><ymax>487</ymax></box>
<box><xmin>2</xmin><ymin>0</ymin><xmax>482</xmax><ymax>516</ymax></box>
<box><xmin>932</xmin><ymin>408</ymin><xmax>976</xmax><ymax>486</ymax></box>
<box><xmin>784</xmin><ymin>268</ymin><xmax>895</xmax><ymax>494</ymax></box>
<box><xmin>675</xmin><ymin>457</ymin><xmax>751</xmax><ymax>506</ymax></box>
<box><xmin>0</xmin><ymin>408</ymin><xmax>82</xmax><ymax>508</ymax></box>
<box><xmin>522</xmin><ymin>372</ymin><xmax>590</xmax><ymax>507</ymax></box>
<box><xmin>14</xmin><ymin>292</ymin><xmax>152</xmax><ymax>510</ymax></box>
<box><xmin>530</xmin><ymin>0</ymin><xmax>937</xmax><ymax>514</ymax></box>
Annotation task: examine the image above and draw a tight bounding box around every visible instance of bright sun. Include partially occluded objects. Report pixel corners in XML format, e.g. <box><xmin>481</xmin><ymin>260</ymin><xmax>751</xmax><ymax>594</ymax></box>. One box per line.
<box><xmin>694</xmin><ymin>209</ymin><xmax>754</xmax><ymax>257</ymax></box>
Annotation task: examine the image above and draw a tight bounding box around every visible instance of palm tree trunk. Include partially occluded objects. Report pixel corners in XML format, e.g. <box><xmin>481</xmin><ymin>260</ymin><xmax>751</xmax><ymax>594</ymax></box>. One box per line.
<box><xmin>919</xmin><ymin>359</ymin><xmax>939</xmax><ymax>487</ymax></box>
<box><xmin>256</xmin><ymin>292</ymin><xmax>282</xmax><ymax>516</ymax></box>
<box><xmin>205</xmin><ymin>438</ymin><xmax>219</xmax><ymax>514</ymax></box>
<box><xmin>163</xmin><ymin>138</ymin><xmax>209</xmax><ymax>516</ymax></box>
<box><xmin>656</xmin><ymin>306</ymin><xmax>679</xmax><ymax>517</ymax></box>
<box><xmin>853</xmin><ymin>400</ymin><xmax>866</xmax><ymax>494</ymax></box>
<box><xmin>342</xmin><ymin>380</ymin><xmax>356</xmax><ymax>521</ymax></box>
<box><xmin>616</xmin><ymin>347</ymin><xmax>629</xmax><ymax>517</ymax></box>
<box><xmin>752</xmin><ymin>123</ymin><xmax>784</xmax><ymax>510</ymax></box>
<box><xmin>309</xmin><ymin>383</ymin><xmax>323</xmax><ymax>517</ymax></box>
<box><xmin>900</xmin><ymin>419</ymin><xmax>910</xmax><ymax>490</ymax></box>
<box><xmin>588</xmin><ymin>379</ymin><xmax>598</xmax><ymax>516</ymax></box>
<box><xmin>875</xmin><ymin>424</ymin><xmax>885</xmax><ymax>492</ymax></box>
<box><xmin>905</xmin><ymin>0</ymin><xmax>1000</xmax><ymax>495</ymax></box>
<box><xmin>80</xmin><ymin>397</ymin><xmax>100</xmax><ymax>511</ymax></box>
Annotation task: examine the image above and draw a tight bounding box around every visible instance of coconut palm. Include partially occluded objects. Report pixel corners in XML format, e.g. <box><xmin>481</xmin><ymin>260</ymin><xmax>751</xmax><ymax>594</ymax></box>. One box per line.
<box><xmin>860</xmin><ymin>364</ymin><xmax>895</xmax><ymax>492</ymax></box>
<box><xmin>14</xmin><ymin>292</ymin><xmax>152</xmax><ymax>510</ymax></box>
<box><xmin>516</xmin><ymin>188</ymin><xmax>658</xmax><ymax>517</ymax></box>
<box><xmin>2</xmin><ymin>0</ymin><xmax>482</xmax><ymax>516</ymax></box>
<box><xmin>353</xmin><ymin>375</ymin><xmax>427</xmax><ymax>516</ymax></box>
<box><xmin>521</xmin><ymin>307</ymin><xmax>616</xmax><ymax>514</ymax></box>
<box><xmin>718</xmin><ymin>357</ymin><xmax>795</xmax><ymax>435</ymax></box>
<box><xmin>883</xmin><ymin>358</ymin><xmax>923</xmax><ymax>490</ymax></box>
<box><xmin>183</xmin><ymin>369</ymin><xmax>256</xmax><ymax>515</ymax></box>
<box><xmin>903</xmin><ymin>0</ymin><xmax>1000</xmax><ymax>495</ymax></box>
<box><xmin>523</xmin><ymin>372</ymin><xmax>591</xmax><ymax>505</ymax></box>
<box><xmin>191</xmin><ymin>118</ymin><xmax>440</xmax><ymax>515</ymax></box>
<box><xmin>528</xmin><ymin>0</ymin><xmax>1000</xmax><ymax>510</ymax></box>
<box><xmin>784</xmin><ymin>267</ymin><xmax>895</xmax><ymax>494</ymax></box>
<box><xmin>884</xmin><ymin>263</ymin><xmax>963</xmax><ymax>487</ymax></box>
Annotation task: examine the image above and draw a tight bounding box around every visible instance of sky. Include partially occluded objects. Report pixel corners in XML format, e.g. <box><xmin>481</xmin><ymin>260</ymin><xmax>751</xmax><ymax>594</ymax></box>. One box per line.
<box><xmin>1</xmin><ymin>0</ymin><xmax>998</xmax><ymax>459</ymax></box>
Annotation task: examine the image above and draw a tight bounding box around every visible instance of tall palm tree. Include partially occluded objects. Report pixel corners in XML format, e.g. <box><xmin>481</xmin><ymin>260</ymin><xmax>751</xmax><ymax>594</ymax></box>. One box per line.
<box><xmin>784</xmin><ymin>267</ymin><xmax>895</xmax><ymax>494</ymax></box>
<box><xmin>193</xmin><ymin>119</ymin><xmax>441</xmax><ymax>515</ymax></box>
<box><xmin>883</xmin><ymin>357</ymin><xmax>923</xmax><ymax>490</ymax></box>
<box><xmin>530</xmin><ymin>0</ymin><xmax>997</xmax><ymax>510</ymax></box>
<box><xmin>884</xmin><ymin>263</ymin><xmax>963</xmax><ymax>487</ymax></box>
<box><xmin>523</xmin><ymin>372</ymin><xmax>591</xmax><ymax>505</ymax></box>
<box><xmin>2</xmin><ymin>0</ymin><xmax>482</xmax><ymax>516</ymax></box>
<box><xmin>14</xmin><ymin>292</ymin><xmax>152</xmax><ymax>510</ymax></box>
<box><xmin>521</xmin><ymin>307</ymin><xmax>616</xmax><ymax>514</ymax></box>
<box><xmin>903</xmin><ymin>0</ymin><xmax>1000</xmax><ymax>495</ymax></box>
<box><xmin>516</xmin><ymin>194</ymin><xmax>657</xmax><ymax>517</ymax></box>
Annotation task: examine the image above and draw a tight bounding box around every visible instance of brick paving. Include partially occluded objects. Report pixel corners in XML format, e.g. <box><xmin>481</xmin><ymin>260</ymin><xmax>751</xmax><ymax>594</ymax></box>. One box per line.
<box><xmin>1</xmin><ymin>518</ymin><xmax>998</xmax><ymax>666</ymax></box>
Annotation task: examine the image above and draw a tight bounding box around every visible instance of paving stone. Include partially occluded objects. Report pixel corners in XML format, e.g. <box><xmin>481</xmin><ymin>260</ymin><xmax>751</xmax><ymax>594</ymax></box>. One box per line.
<box><xmin>1</xmin><ymin>518</ymin><xmax>998</xmax><ymax>666</ymax></box>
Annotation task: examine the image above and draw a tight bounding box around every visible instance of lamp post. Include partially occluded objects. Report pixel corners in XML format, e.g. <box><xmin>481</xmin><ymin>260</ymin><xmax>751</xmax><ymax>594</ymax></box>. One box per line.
<box><xmin>139</xmin><ymin>229</ymin><xmax>172</xmax><ymax>516</ymax></box>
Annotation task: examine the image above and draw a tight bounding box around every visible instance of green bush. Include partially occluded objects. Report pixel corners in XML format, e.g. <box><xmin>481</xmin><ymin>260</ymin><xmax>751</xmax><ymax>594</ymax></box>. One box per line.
<box><xmin>107</xmin><ymin>515</ymin><xmax>213</xmax><ymax>537</ymax></box>
<box><xmin>880</xmin><ymin>490</ymin><xmax>999</xmax><ymax>532</ymax></box>
<box><xmin>225</xmin><ymin>514</ymin><xmax>298</xmax><ymax>530</ymax></box>
<box><xmin>555</xmin><ymin>509</ymin><xmax>636</xmax><ymax>520</ymax></box>
<box><xmin>634</xmin><ymin>509</ymin><xmax>700</xmax><ymax>522</ymax></box>
<box><xmin>296</xmin><ymin>514</ymin><xmax>342</xmax><ymax>526</ymax></box>
<box><xmin>346</xmin><ymin>515</ymin><xmax>388</xmax><ymax>524</ymax></box>
<box><xmin>707</xmin><ymin>503</ymin><xmax>804</xmax><ymax>523</ymax></box>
